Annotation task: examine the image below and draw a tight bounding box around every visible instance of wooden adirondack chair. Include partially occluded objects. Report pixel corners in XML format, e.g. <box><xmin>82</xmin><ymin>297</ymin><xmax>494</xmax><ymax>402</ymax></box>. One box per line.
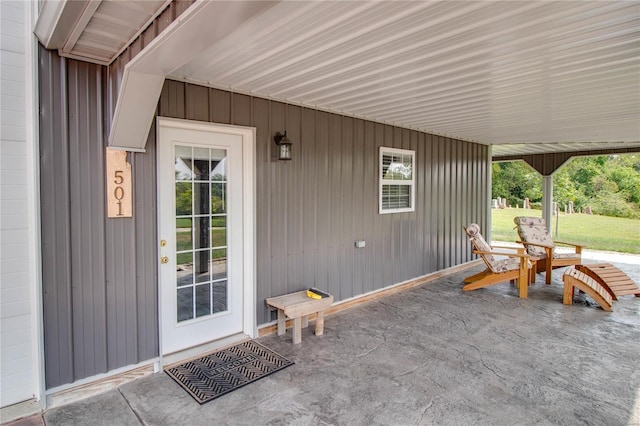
<box><xmin>463</xmin><ymin>224</ymin><xmax>531</xmax><ymax>298</ymax></box>
<box><xmin>513</xmin><ymin>216</ymin><xmax>583</xmax><ymax>285</ymax></box>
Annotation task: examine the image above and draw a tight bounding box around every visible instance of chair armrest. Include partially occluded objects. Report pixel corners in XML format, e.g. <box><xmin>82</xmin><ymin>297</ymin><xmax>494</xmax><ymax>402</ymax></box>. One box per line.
<box><xmin>491</xmin><ymin>244</ymin><xmax>524</xmax><ymax>250</ymax></box>
<box><xmin>473</xmin><ymin>250</ymin><xmax>529</xmax><ymax>259</ymax></box>
<box><xmin>516</xmin><ymin>240</ymin><xmax>554</xmax><ymax>249</ymax></box>
<box><xmin>553</xmin><ymin>241</ymin><xmax>584</xmax><ymax>254</ymax></box>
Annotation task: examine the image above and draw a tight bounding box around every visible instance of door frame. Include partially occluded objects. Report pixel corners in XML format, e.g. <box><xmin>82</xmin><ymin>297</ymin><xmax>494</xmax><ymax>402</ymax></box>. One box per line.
<box><xmin>156</xmin><ymin>117</ymin><xmax>256</xmax><ymax>357</ymax></box>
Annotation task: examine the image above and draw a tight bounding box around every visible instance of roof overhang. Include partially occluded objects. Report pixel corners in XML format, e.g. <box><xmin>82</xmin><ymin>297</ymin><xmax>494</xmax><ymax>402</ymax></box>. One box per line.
<box><xmin>108</xmin><ymin>1</ymin><xmax>277</xmax><ymax>151</ymax></box>
<box><xmin>34</xmin><ymin>0</ymin><xmax>172</xmax><ymax>66</ymax></box>
<box><xmin>35</xmin><ymin>1</ymin><xmax>640</xmax><ymax>155</ymax></box>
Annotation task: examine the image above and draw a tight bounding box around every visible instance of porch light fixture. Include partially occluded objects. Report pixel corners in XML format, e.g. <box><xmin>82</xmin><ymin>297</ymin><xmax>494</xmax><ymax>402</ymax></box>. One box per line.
<box><xmin>273</xmin><ymin>131</ymin><xmax>292</xmax><ymax>160</ymax></box>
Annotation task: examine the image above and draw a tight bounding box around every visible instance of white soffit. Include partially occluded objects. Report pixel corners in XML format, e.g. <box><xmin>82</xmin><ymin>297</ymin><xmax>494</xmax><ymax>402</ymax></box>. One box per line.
<box><xmin>168</xmin><ymin>0</ymin><xmax>640</xmax><ymax>156</ymax></box>
<box><xmin>35</xmin><ymin>0</ymin><xmax>171</xmax><ymax>65</ymax></box>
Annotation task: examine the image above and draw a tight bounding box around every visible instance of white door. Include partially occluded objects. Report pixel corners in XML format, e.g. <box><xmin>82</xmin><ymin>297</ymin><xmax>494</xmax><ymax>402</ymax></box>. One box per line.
<box><xmin>157</xmin><ymin>118</ymin><xmax>255</xmax><ymax>355</ymax></box>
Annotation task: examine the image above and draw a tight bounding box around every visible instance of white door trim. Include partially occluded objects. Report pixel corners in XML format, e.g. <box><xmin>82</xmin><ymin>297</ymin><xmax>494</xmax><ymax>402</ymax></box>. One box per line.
<box><xmin>156</xmin><ymin>117</ymin><xmax>256</xmax><ymax>357</ymax></box>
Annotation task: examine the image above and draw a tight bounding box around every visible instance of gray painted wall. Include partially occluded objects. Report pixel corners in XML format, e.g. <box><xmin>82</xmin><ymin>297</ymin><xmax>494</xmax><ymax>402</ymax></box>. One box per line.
<box><xmin>39</xmin><ymin>48</ymin><xmax>489</xmax><ymax>387</ymax></box>
<box><xmin>39</xmin><ymin>48</ymin><xmax>158</xmax><ymax>388</ymax></box>
<box><xmin>157</xmin><ymin>81</ymin><xmax>489</xmax><ymax>326</ymax></box>
<box><xmin>38</xmin><ymin>0</ymin><xmax>195</xmax><ymax>388</ymax></box>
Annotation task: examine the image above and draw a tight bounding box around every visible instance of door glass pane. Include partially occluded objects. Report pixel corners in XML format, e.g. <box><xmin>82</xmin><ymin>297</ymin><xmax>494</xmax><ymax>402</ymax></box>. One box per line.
<box><xmin>211</xmin><ymin>183</ymin><xmax>226</xmax><ymax>214</ymax></box>
<box><xmin>194</xmin><ymin>216</ymin><xmax>210</xmax><ymax>250</ymax></box>
<box><xmin>211</xmin><ymin>248</ymin><xmax>227</xmax><ymax>281</ymax></box>
<box><xmin>177</xmin><ymin>287</ymin><xmax>193</xmax><ymax>322</ymax></box>
<box><xmin>211</xmin><ymin>216</ymin><xmax>226</xmax><ymax>249</ymax></box>
<box><xmin>175</xmin><ymin>146</ymin><xmax>193</xmax><ymax>181</ymax></box>
<box><xmin>175</xmin><ymin>182</ymin><xmax>192</xmax><ymax>216</ymax></box>
<box><xmin>176</xmin><ymin>256</ymin><xmax>193</xmax><ymax>287</ymax></box>
<box><xmin>194</xmin><ymin>183</ymin><xmax>210</xmax><ymax>215</ymax></box>
<box><xmin>211</xmin><ymin>150</ymin><xmax>226</xmax><ymax>180</ymax></box>
<box><xmin>176</xmin><ymin>218</ymin><xmax>192</xmax><ymax>251</ymax></box>
<box><xmin>213</xmin><ymin>280</ymin><xmax>227</xmax><ymax>314</ymax></box>
<box><xmin>194</xmin><ymin>249</ymin><xmax>210</xmax><ymax>284</ymax></box>
<box><xmin>175</xmin><ymin>145</ymin><xmax>228</xmax><ymax>323</ymax></box>
<box><xmin>193</xmin><ymin>147</ymin><xmax>210</xmax><ymax>181</ymax></box>
<box><xmin>195</xmin><ymin>284</ymin><xmax>211</xmax><ymax>318</ymax></box>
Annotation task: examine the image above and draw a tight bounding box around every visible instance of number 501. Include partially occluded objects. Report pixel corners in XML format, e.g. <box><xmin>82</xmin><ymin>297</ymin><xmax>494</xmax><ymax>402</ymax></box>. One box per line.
<box><xmin>106</xmin><ymin>149</ymin><xmax>132</xmax><ymax>218</ymax></box>
<box><xmin>114</xmin><ymin>170</ymin><xmax>125</xmax><ymax>216</ymax></box>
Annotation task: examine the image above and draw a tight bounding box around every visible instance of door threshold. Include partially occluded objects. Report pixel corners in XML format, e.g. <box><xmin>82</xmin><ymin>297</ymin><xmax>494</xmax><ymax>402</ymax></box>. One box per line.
<box><xmin>162</xmin><ymin>333</ymin><xmax>250</xmax><ymax>368</ymax></box>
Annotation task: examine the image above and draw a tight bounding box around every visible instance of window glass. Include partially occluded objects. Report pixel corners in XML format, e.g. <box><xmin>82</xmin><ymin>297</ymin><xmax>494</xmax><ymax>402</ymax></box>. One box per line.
<box><xmin>379</xmin><ymin>147</ymin><xmax>415</xmax><ymax>214</ymax></box>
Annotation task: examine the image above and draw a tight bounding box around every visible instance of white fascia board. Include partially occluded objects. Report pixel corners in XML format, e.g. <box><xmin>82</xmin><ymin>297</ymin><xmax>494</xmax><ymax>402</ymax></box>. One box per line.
<box><xmin>108</xmin><ymin>0</ymin><xmax>278</xmax><ymax>150</ymax></box>
<box><xmin>108</xmin><ymin>71</ymin><xmax>164</xmax><ymax>152</ymax></box>
<box><xmin>33</xmin><ymin>0</ymin><xmax>92</xmax><ymax>49</ymax></box>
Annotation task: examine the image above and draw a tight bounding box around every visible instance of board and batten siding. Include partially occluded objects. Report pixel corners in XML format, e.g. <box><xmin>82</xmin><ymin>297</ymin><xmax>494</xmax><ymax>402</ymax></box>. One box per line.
<box><xmin>38</xmin><ymin>44</ymin><xmax>488</xmax><ymax>387</ymax></box>
<box><xmin>156</xmin><ymin>80</ymin><xmax>489</xmax><ymax>325</ymax></box>
<box><xmin>39</xmin><ymin>47</ymin><xmax>158</xmax><ymax>389</ymax></box>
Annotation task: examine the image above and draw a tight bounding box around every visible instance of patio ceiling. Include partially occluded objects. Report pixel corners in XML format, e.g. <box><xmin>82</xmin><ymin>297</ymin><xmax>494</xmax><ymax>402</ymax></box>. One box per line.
<box><xmin>35</xmin><ymin>1</ymin><xmax>640</xmax><ymax>157</ymax></box>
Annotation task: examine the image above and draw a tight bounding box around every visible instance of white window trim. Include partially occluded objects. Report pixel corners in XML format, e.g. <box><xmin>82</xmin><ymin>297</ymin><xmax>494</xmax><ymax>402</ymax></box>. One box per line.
<box><xmin>379</xmin><ymin>146</ymin><xmax>416</xmax><ymax>214</ymax></box>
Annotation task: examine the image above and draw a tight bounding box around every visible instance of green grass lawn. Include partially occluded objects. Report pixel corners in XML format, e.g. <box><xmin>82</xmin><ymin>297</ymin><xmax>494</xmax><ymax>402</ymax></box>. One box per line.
<box><xmin>491</xmin><ymin>208</ymin><xmax>640</xmax><ymax>254</ymax></box>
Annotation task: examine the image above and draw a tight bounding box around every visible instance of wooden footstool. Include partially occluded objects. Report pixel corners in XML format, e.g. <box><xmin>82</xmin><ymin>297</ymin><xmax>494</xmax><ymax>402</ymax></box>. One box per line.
<box><xmin>266</xmin><ymin>291</ymin><xmax>334</xmax><ymax>344</ymax></box>
<box><xmin>563</xmin><ymin>268</ymin><xmax>613</xmax><ymax>311</ymax></box>
<box><xmin>576</xmin><ymin>263</ymin><xmax>640</xmax><ymax>300</ymax></box>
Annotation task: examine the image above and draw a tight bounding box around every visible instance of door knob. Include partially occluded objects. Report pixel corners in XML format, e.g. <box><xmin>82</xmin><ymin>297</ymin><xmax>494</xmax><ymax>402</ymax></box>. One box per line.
<box><xmin>160</xmin><ymin>256</ymin><xmax>169</xmax><ymax>264</ymax></box>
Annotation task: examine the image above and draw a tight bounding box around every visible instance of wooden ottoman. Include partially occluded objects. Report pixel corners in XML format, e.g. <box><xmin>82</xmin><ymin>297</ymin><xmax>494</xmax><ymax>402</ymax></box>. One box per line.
<box><xmin>576</xmin><ymin>263</ymin><xmax>640</xmax><ymax>300</ymax></box>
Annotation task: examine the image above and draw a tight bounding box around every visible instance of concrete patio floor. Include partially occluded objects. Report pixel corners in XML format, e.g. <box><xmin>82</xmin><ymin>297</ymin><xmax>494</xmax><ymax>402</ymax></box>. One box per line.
<box><xmin>8</xmin><ymin>254</ymin><xmax>640</xmax><ymax>426</ymax></box>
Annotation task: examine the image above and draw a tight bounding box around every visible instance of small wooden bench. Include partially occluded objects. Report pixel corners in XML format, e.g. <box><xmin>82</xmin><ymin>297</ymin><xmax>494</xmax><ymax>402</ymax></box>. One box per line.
<box><xmin>266</xmin><ymin>291</ymin><xmax>334</xmax><ymax>344</ymax></box>
<box><xmin>563</xmin><ymin>268</ymin><xmax>613</xmax><ymax>311</ymax></box>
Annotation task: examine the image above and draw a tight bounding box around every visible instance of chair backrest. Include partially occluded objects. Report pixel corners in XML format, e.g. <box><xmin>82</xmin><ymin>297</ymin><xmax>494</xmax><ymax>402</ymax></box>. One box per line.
<box><xmin>464</xmin><ymin>223</ymin><xmax>497</xmax><ymax>271</ymax></box>
<box><xmin>513</xmin><ymin>216</ymin><xmax>554</xmax><ymax>257</ymax></box>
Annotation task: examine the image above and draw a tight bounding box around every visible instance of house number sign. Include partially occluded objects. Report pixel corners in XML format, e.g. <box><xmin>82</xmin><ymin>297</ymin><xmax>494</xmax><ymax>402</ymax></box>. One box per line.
<box><xmin>106</xmin><ymin>148</ymin><xmax>133</xmax><ymax>218</ymax></box>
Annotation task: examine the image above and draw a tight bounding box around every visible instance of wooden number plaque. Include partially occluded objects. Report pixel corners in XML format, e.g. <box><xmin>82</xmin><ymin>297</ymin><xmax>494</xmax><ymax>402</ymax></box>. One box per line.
<box><xmin>106</xmin><ymin>148</ymin><xmax>133</xmax><ymax>218</ymax></box>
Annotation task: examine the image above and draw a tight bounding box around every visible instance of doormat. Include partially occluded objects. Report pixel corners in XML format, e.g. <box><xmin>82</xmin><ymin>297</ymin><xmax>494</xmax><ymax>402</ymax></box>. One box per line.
<box><xmin>165</xmin><ymin>340</ymin><xmax>294</xmax><ymax>404</ymax></box>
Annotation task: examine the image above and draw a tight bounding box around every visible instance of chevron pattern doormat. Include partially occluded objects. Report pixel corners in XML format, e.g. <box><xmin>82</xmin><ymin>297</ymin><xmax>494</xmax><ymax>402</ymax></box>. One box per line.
<box><xmin>166</xmin><ymin>340</ymin><xmax>294</xmax><ymax>404</ymax></box>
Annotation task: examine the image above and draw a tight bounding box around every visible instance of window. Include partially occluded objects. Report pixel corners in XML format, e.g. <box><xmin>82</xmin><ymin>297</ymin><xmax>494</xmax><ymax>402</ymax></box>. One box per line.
<box><xmin>379</xmin><ymin>147</ymin><xmax>415</xmax><ymax>214</ymax></box>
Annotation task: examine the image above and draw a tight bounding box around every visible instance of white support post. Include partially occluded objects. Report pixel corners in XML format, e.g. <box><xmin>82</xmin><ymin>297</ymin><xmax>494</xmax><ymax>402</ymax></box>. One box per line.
<box><xmin>542</xmin><ymin>175</ymin><xmax>554</xmax><ymax>227</ymax></box>
<box><xmin>486</xmin><ymin>146</ymin><xmax>493</xmax><ymax>242</ymax></box>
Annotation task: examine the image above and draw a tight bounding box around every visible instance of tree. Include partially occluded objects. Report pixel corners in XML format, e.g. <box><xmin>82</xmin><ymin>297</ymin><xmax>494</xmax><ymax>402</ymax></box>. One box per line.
<box><xmin>553</xmin><ymin>154</ymin><xmax>639</xmax><ymax>218</ymax></box>
<box><xmin>493</xmin><ymin>154</ymin><xmax>640</xmax><ymax>219</ymax></box>
<box><xmin>492</xmin><ymin>161</ymin><xmax>541</xmax><ymax>207</ymax></box>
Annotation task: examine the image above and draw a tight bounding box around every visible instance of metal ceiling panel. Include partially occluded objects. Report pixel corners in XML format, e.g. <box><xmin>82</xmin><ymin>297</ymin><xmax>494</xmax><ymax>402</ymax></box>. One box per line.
<box><xmin>170</xmin><ymin>1</ymin><xmax>640</xmax><ymax>155</ymax></box>
<box><xmin>37</xmin><ymin>0</ymin><xmax>640</xmax><ymax>156</ymax></box>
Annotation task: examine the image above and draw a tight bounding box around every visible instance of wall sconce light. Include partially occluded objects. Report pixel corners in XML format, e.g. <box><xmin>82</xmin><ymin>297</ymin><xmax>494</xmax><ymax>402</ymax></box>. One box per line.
<box><xmin>273</xmin><ymin>131</ymin><xmax>292</xmax><ymax>161</ymax></box>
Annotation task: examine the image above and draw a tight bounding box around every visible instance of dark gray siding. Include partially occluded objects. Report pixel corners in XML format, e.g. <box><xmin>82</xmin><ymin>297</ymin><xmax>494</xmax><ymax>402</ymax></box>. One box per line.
<box><xmin>39</xmin><ymin>47</ymin><xmax>158</xmax><ymax>388</ymax></box>
<box><xmin>40</xmin><ymin>47</ymin><xmax>74</xmax><ymax>387</ymax></box>
<box><xmin>39</xmin><ymin>55</ymin><xmax>488</xmax><ymax>388</ymax></box>
<box><xmin>39</xmin><ymin>0</ymin><xmax>195</xmax><ymax>389</ymax></box>
<box><xmin>157</xmin><ymin>80</ymin><xmax>489</xmax><ymax>325</ymax></box>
